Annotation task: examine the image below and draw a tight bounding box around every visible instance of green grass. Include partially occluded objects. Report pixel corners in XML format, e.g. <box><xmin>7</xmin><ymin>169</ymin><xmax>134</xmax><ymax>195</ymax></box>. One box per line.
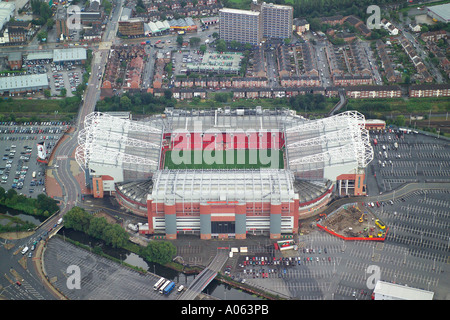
<box><xmin>164</xmin><ymin>149</ymin><xmax>284</xmax><ymax>170</ymax></box>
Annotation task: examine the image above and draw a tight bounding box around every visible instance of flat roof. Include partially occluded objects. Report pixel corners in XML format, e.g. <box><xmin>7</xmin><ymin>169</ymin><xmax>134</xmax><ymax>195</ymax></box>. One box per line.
<box><xmin>219</xmin><ymin>8</ymin><xmax>260</xmax><ymax>16</ymax></box>
<box><xmin>374</xmin><ymin>281</ymin><xmax>434</xmax><ymax>300</ymax></box>
<box><xmin>427</xmin><ymin>3</ymin><xmax>450</xmax><ymax>21</ymax></box>
<box><xmin>26</xmin><ymin>51</ymin><xmax>53</xmax><ymax>61</ymax></box>
<box><xmin>0</xmin><ymin>74</ymin><xmax>48</xmax><ymax>92</ymax></box>
<box><xmin>150</xmin><ymin>169</ymin><xmax>296</xmax><ymax>203</ymax></box>
<box><xmin>53</xmin><ymin>48</ymin><xmax>87</xmax><ymax>62</ymax></box>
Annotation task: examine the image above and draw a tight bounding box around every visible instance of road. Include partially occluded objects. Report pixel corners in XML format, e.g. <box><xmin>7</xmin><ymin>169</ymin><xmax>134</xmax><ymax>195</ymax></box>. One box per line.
<box><xmin>0</xmin><ymin>0</ymin><xmax>122</xmax><ymax>301</ymax></box>
<box><xmin>178</xmin><ymin>250</ymin><xmax>229</xmax><ymax>300</ymax></box>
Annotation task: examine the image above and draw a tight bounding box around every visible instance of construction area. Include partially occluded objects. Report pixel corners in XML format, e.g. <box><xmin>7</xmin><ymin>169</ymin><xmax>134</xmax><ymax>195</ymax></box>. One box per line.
<box><xmin>317</xmin><ymin>203</ymin><xmax>388</xmax><ymax>241</ymax></box>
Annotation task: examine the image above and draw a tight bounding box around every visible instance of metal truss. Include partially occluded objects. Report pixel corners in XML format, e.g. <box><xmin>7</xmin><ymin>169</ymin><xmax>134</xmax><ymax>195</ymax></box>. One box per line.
<box><xmin>151</xmin><ymin>169</ymin><xmax>295</xmax><ymax>204</ymax></box>
<box><xmin>286</xmin><ymin>126</ymin><xmax>360</xmax><ymax>149</ymax></box>
<box><xmin>83</xmin><ymin>112</ymin><xmax>163</xmax><ymax>134</ymax></box>
<box><xmin>78</xmin><ymin>126</ymin><xmax>160</xmax><ymax>149</ymax></box>
<box><xmin>76</xmin><ymin>112</ymin><xmax>163</xmax><ymax>172</ymax></box>
<box><xmin>76</xmin><ymin>144</ymin><xmax>159</xmax><ymax>169</ymax></box>
<box><xmin>286</xmin><ymin>111</ymin><xmax>373</xmax><ymax>169</ymax></box>
<box><xmin>285</xmin><ymin>111</ymin><xmax>365</xmax><ymax>133</ymax></box>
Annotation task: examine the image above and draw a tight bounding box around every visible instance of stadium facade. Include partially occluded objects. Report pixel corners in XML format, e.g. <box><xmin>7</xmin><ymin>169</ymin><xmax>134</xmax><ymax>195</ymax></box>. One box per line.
<box><xmin>76</xmin><ymin>108</ymin><xmax>373</xmax><ymax>239</ymax></box>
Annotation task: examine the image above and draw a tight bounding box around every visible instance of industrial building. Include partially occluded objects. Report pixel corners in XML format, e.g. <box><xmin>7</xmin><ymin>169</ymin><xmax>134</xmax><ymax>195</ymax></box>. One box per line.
<box><xmin>0</xmin><ymin>74</ymin><xmax>49</xmax><ymax>94</ymax></box>
<box><xmin>373</xmin><ymin>281</ymin><xmax>434</xmax><ymax>300</ymax></box>
<box><xmin>53</xmin><ymin>48</ymin><xmax>87</xmax><ymax>65</ymax></box>
<box><xmin>76</xmin><ymin>108</ymin><xmax>373</xmax><ymax>240</ymax></box>
<box><xmin>0</xmin><ymin>1</ymin><xmax>15</xmax><ymax>31</ymax></box>
<box><xmin>426</xmin><ymin>3</ymin><xmax>450</xmax><ymax>23</ymax></box>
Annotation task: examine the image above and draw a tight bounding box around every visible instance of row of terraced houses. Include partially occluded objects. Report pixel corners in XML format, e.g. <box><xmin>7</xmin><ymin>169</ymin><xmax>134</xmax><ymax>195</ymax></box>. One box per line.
<box><xmin>151</xmin><ymin>84</ymin><xmax>450</xmax><ymax>100</ymax></box>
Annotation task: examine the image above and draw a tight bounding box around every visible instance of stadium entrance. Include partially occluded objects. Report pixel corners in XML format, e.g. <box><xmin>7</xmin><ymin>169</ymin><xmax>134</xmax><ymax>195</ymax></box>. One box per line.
<box><xmin>211</xmin><ymin>221</ymin><xmax>236</xmax><ymax>235</ymax></box>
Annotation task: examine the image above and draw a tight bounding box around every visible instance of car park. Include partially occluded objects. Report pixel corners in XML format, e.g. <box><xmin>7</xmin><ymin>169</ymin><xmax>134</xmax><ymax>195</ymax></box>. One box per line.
<box><xmin>0</xmin><ymin>122</ymin><xmax>67</xmax><ymax>196</ymax></box>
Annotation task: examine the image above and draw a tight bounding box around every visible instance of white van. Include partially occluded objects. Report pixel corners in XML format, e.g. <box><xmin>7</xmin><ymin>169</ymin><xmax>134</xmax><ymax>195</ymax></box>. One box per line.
<box><xmin>21</xmin><ymin>246</ymin><xmax>29</xmax><ymax>255</ymax></box>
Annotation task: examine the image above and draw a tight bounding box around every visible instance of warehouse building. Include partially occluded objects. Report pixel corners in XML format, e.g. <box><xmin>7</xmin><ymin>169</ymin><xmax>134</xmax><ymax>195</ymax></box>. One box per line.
<box><xmin>0</xmin><ymin>74</ymin><xmax>49</xmax><ymax>94</ymax></box>
<box><xmin>426</xmin><ymin>3</ymin><xmax>450</xmax><ymax>23</ymax></box>
<box><xmin>53</xmin><ymin>48</ymin><xmax>87</xmax><ymax>65</ymax></box>
<box><xmin>373</xmin><ymin>281</ymin><xmax>434</xmax><ymax>300</ymax></box>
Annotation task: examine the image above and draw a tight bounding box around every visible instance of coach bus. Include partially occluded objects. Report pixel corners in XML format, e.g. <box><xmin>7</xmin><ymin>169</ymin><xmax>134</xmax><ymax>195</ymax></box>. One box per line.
<box><xmin>163</xmin><ymin>281</ymin><xmax>176</xmax><ymax>295</ymax></box>
<box><xmin>153</xmin><ymin>277</ymin><xmax>166</xmax><ymax>291</ymax></box>
<box><xmin>159</xmin><ymin>280</ymin><xmax>171</xmax><ymax>294</ymax></box>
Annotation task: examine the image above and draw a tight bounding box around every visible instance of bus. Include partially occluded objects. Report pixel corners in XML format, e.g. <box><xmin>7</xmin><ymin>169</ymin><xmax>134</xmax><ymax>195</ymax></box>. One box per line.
<box><xmin>375</xmin><ymin>219</ymin><xmax>386</xmax><ymax>230</ymax></box>
<box><xmin>159</xmin><ymin>280</ymin><xmax>171</xmax><ymax>294</ymax></box>
<box><xmin>153</xmin><ymin>277</ymin><xmax>166</xmax><ymax>291</ymax></box>
<box><xmin>163</xmin><ymin>281</ymin><xmax>176</xmax><ymax>295</ymax></box>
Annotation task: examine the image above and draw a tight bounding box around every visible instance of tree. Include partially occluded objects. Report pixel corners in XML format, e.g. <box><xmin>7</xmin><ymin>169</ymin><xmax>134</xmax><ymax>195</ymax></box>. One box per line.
<box><xmin>176</xmin><ymin>34</ymin><xmax>184</xmax><ymax>46</ymax></box>
<box><xmin>189</xmin><ymin>37</ymin><xmax>201</xmax><ymax>47</ymax></box>
<box><xmin>63</xmin><ymin>207</ymin><xmax>92</xmax><ymax>233</ymax></box>
<box><xmin>46</xmin><ymin>18</ymin><xmax>55</xmax><ymax>29</ymax></box>
<box><xmin>139</xmin><ymin>241</ymin><xmax>177</xmax><ymax>265</ymax></box>
<box><xmin>212</xmin><ymin>32</ymin><xmax>219</xmax><ymax>39</ymax></box>
<box><xmin>164</xmin><ymin>89</ymin><xmax>173</xmax><ymax>100</ymax></box>
<box><xmin>120</xmin><ymin>95</ymin><xmax>131</xmax><ymax>109</ymax></box>
<box><xmin>395</xmin><ymin>115</ymin><xmax>406</xmax><ymax>127</ymax></box>
<box><xmin>102</xmin><ymin>224</ymin><xmax>129</xmax><ymax>248</ymax></box>
<box><xmin>87</xmin><ymin>216</ymin><xmax>109</xmax><ymax>239</ymax></box>
<box><xmin>199</xmin><ymin>44</ymin><xmax>207</xmax><ymax>54</ymax></box>
<box><xmin>39</xmin><ymin>2</ymin><xmax>52</xmax><ymax>21</ymax></box>
<box><xmin>216</xmin><ymin>39</ymin><xmax>227</xmax><ymax>53</ymax></box>
<box><xmin>37</xmin><ymin>31</ymin><xmax>48</xmax><ymax>42</ymax></box>
<box><xmin>36</xmin><ymin>194</ymin><xmax>59</xmax><ymax>214</ymax></box>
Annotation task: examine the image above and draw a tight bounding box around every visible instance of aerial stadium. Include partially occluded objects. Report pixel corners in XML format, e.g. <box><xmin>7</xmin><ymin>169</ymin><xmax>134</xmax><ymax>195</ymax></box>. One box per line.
<box><xmin>75</xmin><ymin>108</ymin><xmax>373</xmax><ymax>240</ymax></box>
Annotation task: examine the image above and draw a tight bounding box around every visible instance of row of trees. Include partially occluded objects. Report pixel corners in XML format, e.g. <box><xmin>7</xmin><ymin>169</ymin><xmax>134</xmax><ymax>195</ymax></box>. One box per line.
<box><xmin>0</xmin><ymin>188</ymin><xmax>59</xmax><ymax>218</ymax></box>
<box><xmin>222</xmin><ymin>0</ymin><xmax>405</xmax><ymax>20</ymax></box>
<box><xmin>288</xmin><ymin>93</ymin><xmax>327</xmax><ymax>112</ymax></box>
<box><xmin>96</xmin><ymin>92</ymin><xmax>175</xmax><ymax>114</ymax></box>
<box><xmin>63</xmin><ymin>207</ymin><xmax>177</xmax><ymax>265</ymax></box>
<box><xmin>64</xmin><ymin>207</ymin><xmax>129</xmax><ymax>248</ymax></box>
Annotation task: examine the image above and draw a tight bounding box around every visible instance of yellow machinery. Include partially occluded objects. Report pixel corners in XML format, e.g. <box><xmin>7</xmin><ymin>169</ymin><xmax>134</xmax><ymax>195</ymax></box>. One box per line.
<box><xmin>359</xmin><ymin>213</ymin><xmax>364</xmax><ymax>223</ymax></box>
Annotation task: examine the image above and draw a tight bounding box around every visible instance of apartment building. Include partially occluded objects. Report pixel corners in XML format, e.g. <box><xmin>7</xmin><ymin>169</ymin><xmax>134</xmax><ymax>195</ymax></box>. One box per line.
<box><xmin>219</xmin><ymin>2</ymin><xmax>293</xmax><ymax>45</ymax></box>
<box><xmin>219</xmin><ymin>8</ymin><xmax>262</xmax><ymax>45</ymax></box>
<box><xmin>261</xmin><ymin>2</ymin><xmax>293</xmax><ymax>39</ymax></box>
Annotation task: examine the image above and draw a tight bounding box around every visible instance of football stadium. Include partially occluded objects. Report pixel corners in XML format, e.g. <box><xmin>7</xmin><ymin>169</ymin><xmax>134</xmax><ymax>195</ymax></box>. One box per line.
<box><xmin>75</xmin><ymin>108</ymin><xmax>373</xmax><ymax>240</ymax></box>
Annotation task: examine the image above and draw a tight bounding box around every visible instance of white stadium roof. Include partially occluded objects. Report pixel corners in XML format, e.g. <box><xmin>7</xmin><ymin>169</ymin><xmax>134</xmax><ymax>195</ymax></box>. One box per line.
<box><xmin>76</xmin><ymin>109</ymin><xmax>373</xmax><ymax>184</ymax></box>
<box><xmin>76</xmin><ymin>112</ymin><xmax>164</xmax><ymax>178</ymax></box>
<box><xmin>149</xmin><ymin>169</ymin><xmax>296</xmax><ymax>204</ymax></box>
<box><xmin>285</xmin><ymin>111</ymin><xmax>373</xmax><ymax>177</ymax></box>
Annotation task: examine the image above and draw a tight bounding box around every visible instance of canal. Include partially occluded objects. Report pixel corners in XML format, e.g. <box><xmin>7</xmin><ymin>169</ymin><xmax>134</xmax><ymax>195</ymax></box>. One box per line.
<box><xmin>0</xmin><ymin>205</ymin><xmax>46</xmax><ymax>226</ymax></box>
<box><xmin>59</xmin><ymin>227</ymin><xmax>261</xmax><ymax>300</ymax></box>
